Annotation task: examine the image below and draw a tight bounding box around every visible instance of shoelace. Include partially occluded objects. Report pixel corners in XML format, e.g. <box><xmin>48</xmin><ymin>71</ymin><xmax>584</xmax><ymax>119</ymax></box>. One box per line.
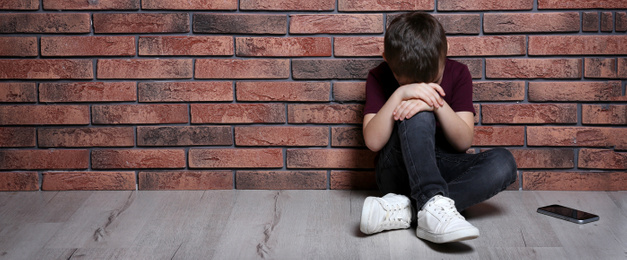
<box><xmin>429</xmin><ymin>198</ymin><xmax>465</xmax><ymax>223</ymax></box>
<box><xmin>383</xmin><ymin>203</ymin><xmax>411</xmax><ymax>226</ymax></box>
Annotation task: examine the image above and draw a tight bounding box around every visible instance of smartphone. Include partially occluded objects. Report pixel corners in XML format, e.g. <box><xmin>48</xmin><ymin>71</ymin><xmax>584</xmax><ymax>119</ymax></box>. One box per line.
<box><xmin>537</xmin><ymin>204</ymin><xmax>599</xmax><ymax>224</ymax></box>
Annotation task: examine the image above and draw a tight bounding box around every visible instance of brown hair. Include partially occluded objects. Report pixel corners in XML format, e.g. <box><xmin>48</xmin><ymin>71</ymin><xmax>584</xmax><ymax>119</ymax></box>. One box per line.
<box><xmin>384</xmin><ymin>12</ymin><xmax>447</xmax><ymax>84</ymax></box>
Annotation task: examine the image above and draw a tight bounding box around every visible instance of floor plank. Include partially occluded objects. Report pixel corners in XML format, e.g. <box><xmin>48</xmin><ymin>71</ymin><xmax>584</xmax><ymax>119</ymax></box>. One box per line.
<box><xmin>0</xmin><ymin>190</ymin><xmax>625</xmax><ymax>259</ymax></box>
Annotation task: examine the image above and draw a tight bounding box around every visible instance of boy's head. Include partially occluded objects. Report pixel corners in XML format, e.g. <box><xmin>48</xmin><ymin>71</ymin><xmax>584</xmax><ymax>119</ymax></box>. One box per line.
<box><xmin>384</xmin><ymin>12</ymin><xmax>447</xmax><ymax>85</ymax></box>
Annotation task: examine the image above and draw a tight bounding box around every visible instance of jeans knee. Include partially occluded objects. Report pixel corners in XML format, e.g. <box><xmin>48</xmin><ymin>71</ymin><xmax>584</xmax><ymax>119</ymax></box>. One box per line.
<box><xmin>397</xmin><ymin>111</ymin><xmax>435</xmax><ymax>131</ymax></box>
<box><xmin>487</xmin><ymin>148</ymin><xmax>518</xmax><ymax>184</ymax></box>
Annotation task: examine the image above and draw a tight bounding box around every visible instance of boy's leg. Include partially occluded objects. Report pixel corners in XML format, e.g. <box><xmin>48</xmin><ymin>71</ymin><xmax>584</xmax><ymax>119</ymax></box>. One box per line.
<box><xmin>360</xmin><ymin>125</ymin><xmax>414</xmax><ymax>235</ymax></box>
<box><xmin>396</xmin><ymin>112</ymin><xmax>448</xmax><ymax>209</ymax></box>
<box><xmin>436</xmin><ymin>148</ymin><xmax>518</xmax><ymax>212</ymax></box>
<box><xmin>396</xmin><ymin>112</ymin><xmax>480</xmax><ymax>243</ymax></box>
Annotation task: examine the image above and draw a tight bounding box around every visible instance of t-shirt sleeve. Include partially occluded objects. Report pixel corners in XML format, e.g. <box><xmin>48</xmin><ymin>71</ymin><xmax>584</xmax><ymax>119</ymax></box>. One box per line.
<box><xmin>363</xmin><ymin>68</ymin><xmax>387</xmax><ymax>115</ymax></box>
<box><xmin>448</xmin><ymin>63</ymin><xmax>475</xmax><ymax>115</ymax></box>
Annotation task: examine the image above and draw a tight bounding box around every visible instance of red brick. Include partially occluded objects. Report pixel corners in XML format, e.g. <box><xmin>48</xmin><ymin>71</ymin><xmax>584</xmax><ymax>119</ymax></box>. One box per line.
<box><xmin>578</xmin><ymin>149</ymin><xmax>626</xmax><ymax>170</ymax></box>
<box><xmin>523</xmin><ymin>171</ymin><xmax>627</xmax><ymax>191</ymax></box>
<box><xmin>292</xmin><ymin>59</ymin><xmax>382</xmax><ymax>79</ymax></box>
<box><xmin>582</xmin><ymin>12</ymin><xmax>599</xmax><ymax>32</ymax></box>
<box><xmin>0</xmin><ymin>149</ymin><xmax>89</xmax><ymax>170</ymax></box>
<box><xmin>93</xmin><ymin>13</ymin><xmax>189</xmax><ymax>33</ymax></box>
<box><xmin>330</xmin><ymin>170</ymin><xmax>376</xmax><ymax>190</ymax></box>
<box><xmin>92</xmin><ymin>149</ymin><xmax>186</xmax><ymax>169</ymax></box>
<box><xmin>40</xmin><ymin>82</ymin><xmax>137</xmax><ymax>102</ymax></box>
<box><xmin>473</xmin><ymin>81</ymin><xmax>525</xmax><ymax>101</ymax></box>
<box><xmin>0</xmin><ymin>13</ymin><xmax>90</xmax><ymax>33</ymax></box>
<box><xmin>473</xmin><ymin>104</ymin><xmax>480</xmax><ymax>124</ymax></box>
<box><xmin>482</xmin><ymin>104</ymin><xmax>577</xmax><ymax>124</ymax></box>
<box><xmin>139</xmin><ymin>36</ymin><xmax>233</xmax><ymax>56</ymax></box>
<box><xmin>434</xmin><ymin>14</ymin><xmax>481</xmax><ymax>35</ymax></box>
<box><xmin>138</xmin><ymin>82</ymin><xmax>233</xmax><ymax>102</ymax></box>
<box><xmin>288</xmin><ymin>104</ymin><xmax>363</xmax><ymax>124</ymax></box>
<box><xmin>42</xmin><ymin>171</ymin><xmax>135</xmax><ymax>191</ymax></box>
<box><xmin>41</xmin><ymin>36</ymin><xmax>135</xmax><ymax>57</ymax></box>
<box><xmin>235</xmin><ymin>126</ymin><xmax>328</xmax><ymax>146</ymax></box>
<box><xmin>0</xmin><ymin>0</ymin><xmax>39</xmax><ymax>10</ymax></box>
<box><xmin>290</xmin><ymin>14</ymin><xmax>383</xmax><ymax>34</ymax></box>
<box><xmin>617</xmin><ymin>12</ymin><xmax>627</xmax><ymax>32</ymax></box>
<box><xmin>236</xmin><ymin>171</ymin><xmax>326</xmax><ymax>189</ymax></box>
<box><xmin>143</xmin><ymin>0</ymin><xmax>235</xmax><ymax>9</ymax></box>
<box><xmin>388</xmin><ymin>14</ymin><xmax>480</xmax><ymax>35</ymax></box>
<box><xmin>0</xmin><ymin>59</ymin><xmax>93</xmax><ymax>79</ymax></box>
<box><xmin>448</xmin><ymin>36</ymin><xmax>526</xmax><ymax>56</ymax></box>
<box><xmin>538</xmin><ymin>0</ymin><xmax>627</xmax><ymax>9</ymax></box>
<box><xmin>0</xmin><ymin>127</ymin><xmax>35</xmax><ymax>147</ymax></box>
<box><xmin>137</xmin><ymin>126</ymin><xmax>233</xmax><ymax>146</ymax></box>
<box><xmin>529</xmin><ymin>36</ymin><xmax>627</xmax><ymax>56</ymax></box>
<box><xmin>0</xmin><ymin>172</ymin><xmax>38</xmax><ymax>191</ymax></box>
<box><xmin>236</xmin><ymin>81</ymin><xmax>330</xmax><ymax>102</ymax></box>
<box><xmin>241</xmin><ymin>0</ymin><xmax>334</xmax><ymax>10</ymax></box>
<box><xmin>0</xmin><ymin>37</ymin><xmax>37</xmax><ymax>56</ymax></box>
<box><xmin>486</xmin><ymin>58</ymin><xmax>581</xmax><ymax>79</ymax></box>
<box><xmin>193</xmin><ymin>14</ymin><xmax>286</xmax><ymax>35</ymax></box>
<box><xmin>484</xmin><ymin>13</ymin><xmax>579</xmax><ymax>33</ymax></box>
<box><xmin>585</xmin><ymin>58</ymin><xmax>617</xmax><ymax>78</ymax></box>
<box><xmin>191</xmin><ymin>104</ymin><xmax>285</xmax><ymax>124</ymax></box>
<box><xmin>196</xmin><ymin>59</ymin><xmax>289</xmax><ymax>79</ymax></box>
<box><xmin>334</xmin><ymin>37</ymin><xmax>383</xmax><ymax>57</ymax></box>
<box><xmin>236</xmin><ymin>37</ymin><xmax>331</xmax><ymax>57</ymax></box>
<box><xmin>332</xmin><ymin>127</ymin><xmax>365</xmax><ymax>147</ymax></box>
<box><xmin>92</xmin><ymin>104</ymin><xmax>188</xmax><ymax>125</ymax></box>
<box><xmin>287</xmin><ymin>149</ymin><xmax>375</xmax><ymax>169</ymax></box>
<box><xmin>528</xmin><ymin>81</ymin><xmax>624</xmax><ymax>102</ymax></box>
<box><xmin>0</xmin><ymin>105</ymin><xmax>89</xmax><ymax>125</ymax></box>
<box><xmin>189</xmin><ymin>148</ymin><xmax>283</xmax><ymax>168</ymax></box>
<box><xmin>619</xmin><ymin>58</ymin><xmax>627</xmax><ymax>78</ymax></box>
<box><xmin>139</xmin><ymin>171</ymin><xmax>232</xmax><ymax>190</ymax></box>
<box><xmin>44</xmin><ymin>0</ymin><xmax>139</xmax><ymax>10</ymax></box>
<box><xmin>339</xmin><ymin>0</ymin><xmax>432</xmax><ymax>11</ymax></box>
<box><xmin>0</xmin><ymin>83</ymin><xmax>36</xmax><ymax>102</ymax></box>
<box><xmin>472</xmin><ymin>126</ymin><xmax>525</xmax><ymax>146</ymax></box>
<box><xmin>333</xmin><ymin>82</ymin><xmax>365</xmax><ymax>102</ymax></box>
<box><xmin>38</xmin><ymin>127</ymin><xmax>134</xmax><ymax>147</ymax></box>
<box><xmin>97</xmin><ymin>59</ymin><xmax>192</xmax><ymax>79</ymax></box>
<box><xmin>601</xmin><ymin>12</ymin><xmax>613</xmax><ymax>32</ymax></box>
<box><xmin>509</xmin><ymin>149</ymin><xmax>574</xmax><ymax>169</ymax></box>
<box><xmin>454</xmin><ymin>59</ymin><xmax>483</xmax><ymax>79</ymax></box>
<box><xmin>582</xmin><ymin>105</ymin><xmax>627</xmax><ymax>125</ymax></box>
<box><xmin>439</xmin><ymin>0</ymin><xmax>532</xmax><ymax>10</ymax></box>
<box><xmin>527</xmin><ymin>127</ymin><xmax>626</xmax><ymax>149</ymax></box>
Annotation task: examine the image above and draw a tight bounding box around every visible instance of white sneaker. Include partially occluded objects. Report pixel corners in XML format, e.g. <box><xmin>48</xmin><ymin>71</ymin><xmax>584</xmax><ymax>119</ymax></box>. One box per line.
<box><xmin>416</xmin><ymin>195</ymin><xmax>479</xmax><ymax>243</ymax></box>
<box><xmin>360</xmin><ymin>193</ymin><xmax>413</xmax><ymax>235</ymax></box>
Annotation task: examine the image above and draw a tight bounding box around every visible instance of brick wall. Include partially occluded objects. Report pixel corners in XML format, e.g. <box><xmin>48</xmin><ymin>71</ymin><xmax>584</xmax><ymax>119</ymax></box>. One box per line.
<box><xmin>0</xmin><ymin>0</ymin><xmax>625</xmax><ymax>192</ymax></box>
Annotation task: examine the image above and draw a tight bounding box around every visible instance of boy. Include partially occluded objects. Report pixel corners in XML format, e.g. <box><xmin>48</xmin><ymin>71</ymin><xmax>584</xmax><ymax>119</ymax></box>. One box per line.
<box><xmin>360</xmin><ymin>12</ymin><xmax>517</xmax><ymax>244</ymax></box>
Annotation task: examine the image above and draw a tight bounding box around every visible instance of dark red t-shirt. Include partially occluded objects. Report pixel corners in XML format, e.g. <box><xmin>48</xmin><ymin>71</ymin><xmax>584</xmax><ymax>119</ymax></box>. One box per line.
<box><xmin>364</xmin><ymin>59</ymin><xmax>475</xmax><ymax>115</ymax></box>
<box><xmin>363</xmin><ymin>59</ymin><xmax>475</xmax><ymax>150</ymax></box>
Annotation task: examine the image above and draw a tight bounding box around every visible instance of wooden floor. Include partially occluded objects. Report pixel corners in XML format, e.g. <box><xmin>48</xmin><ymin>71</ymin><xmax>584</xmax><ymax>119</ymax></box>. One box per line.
<box><xmin>0</xmin><ymin>190</ymin><xmax>625</xmax><ymax>260</ymax></box>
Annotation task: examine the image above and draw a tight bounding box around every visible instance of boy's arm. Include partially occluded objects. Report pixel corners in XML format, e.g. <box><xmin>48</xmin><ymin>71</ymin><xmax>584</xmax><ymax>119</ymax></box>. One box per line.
<box><xmin>363</xmin><ymin>85</ymin><xmax>436</xmax><ymax>152</ymax></box>
<box><xmin>363</xmin><ymin>91</ymin><xmax>403</xmax><ymax>152</ymax></box>
<box><xmin>434</xmin><ymin>102</ymin><xmax>474</xmax><ymax>152</ymax></box>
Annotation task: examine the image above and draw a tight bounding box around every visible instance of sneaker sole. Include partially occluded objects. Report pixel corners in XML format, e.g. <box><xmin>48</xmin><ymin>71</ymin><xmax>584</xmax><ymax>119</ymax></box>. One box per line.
<box><xmin>416</xmin><ymin>226</ymin><xmax>480</xmax><ymax>244</ymax></box>
<box><xmin>359</xmin><ymin>197</ymin><xmax>377</xmax><ymax>235</ymax></box>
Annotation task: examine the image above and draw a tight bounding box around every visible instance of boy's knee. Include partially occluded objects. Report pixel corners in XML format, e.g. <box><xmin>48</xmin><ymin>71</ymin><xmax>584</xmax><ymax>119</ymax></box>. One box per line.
<box><xmin>486</xmin><ymin>148</ymin><xmax>517</xmax><ymax>181</ymax></box>
<box><xmin>397</xmin><ymin>111</ymin><xmax>435</xmax><ymax>129</ymax></box>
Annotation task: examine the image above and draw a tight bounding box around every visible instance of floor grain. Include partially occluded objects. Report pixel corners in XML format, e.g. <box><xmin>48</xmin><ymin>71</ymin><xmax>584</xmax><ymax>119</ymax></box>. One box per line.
<box><xmin>0</xmin><ymin>190</ymin><xmax>625</xmax><ymax>260</ymax></box>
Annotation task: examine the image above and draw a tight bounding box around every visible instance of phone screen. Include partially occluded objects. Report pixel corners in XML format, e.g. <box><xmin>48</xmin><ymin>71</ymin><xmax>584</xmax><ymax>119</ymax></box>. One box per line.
<box><xmin>537</xmin><ymin>204</ymin><xmax>599</xmax><ymax>224</ymax></box>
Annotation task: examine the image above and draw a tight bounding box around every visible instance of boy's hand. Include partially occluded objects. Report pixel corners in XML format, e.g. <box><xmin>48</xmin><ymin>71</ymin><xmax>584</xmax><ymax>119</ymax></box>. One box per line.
<box><xmin>393</xmin><ymin>99</ymin><xmax>433</xmax><ymax>121</ymax></box>
<box><xmin>399</xmin><ymin>83</ymin><xmax>445</xmax><ymax>108</ymax></box>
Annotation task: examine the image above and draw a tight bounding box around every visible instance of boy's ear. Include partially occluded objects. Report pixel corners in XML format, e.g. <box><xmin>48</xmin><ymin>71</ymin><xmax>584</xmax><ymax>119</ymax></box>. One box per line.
<box><xmin>382</xmin><ymin>52</ymin><xmax>387</xmax><ymax>62</ymax></box>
